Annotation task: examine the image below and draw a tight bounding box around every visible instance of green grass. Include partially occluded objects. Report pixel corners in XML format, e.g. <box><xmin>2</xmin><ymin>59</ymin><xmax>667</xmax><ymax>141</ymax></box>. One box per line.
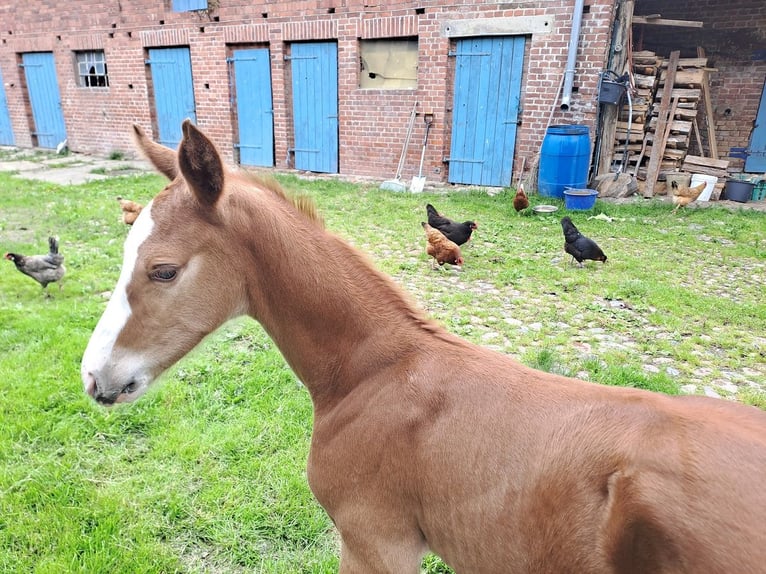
<box><xmin>1</xmin><ymin>167</ymin><xmax>765</xmax><ymax>573</ymax></box>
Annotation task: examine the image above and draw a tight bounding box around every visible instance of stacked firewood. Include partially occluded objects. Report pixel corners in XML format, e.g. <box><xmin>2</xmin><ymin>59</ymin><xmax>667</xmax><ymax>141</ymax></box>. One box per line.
<box><xmin>615</xmin><ymin>52</ymin><xmax>716</xmax><ymax>181</ymax></box>
<box><xmin>647</xmin><ymin>56</ymin><xmax>709</xmax><ymax>172</ymax></box>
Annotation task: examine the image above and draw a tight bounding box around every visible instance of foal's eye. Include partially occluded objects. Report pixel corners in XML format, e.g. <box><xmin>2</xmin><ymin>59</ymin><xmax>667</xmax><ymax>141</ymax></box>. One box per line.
<box><xmin>149</xmin><ymin>265</ymin><xmax>178</xmax><ymax>282</ymax></box>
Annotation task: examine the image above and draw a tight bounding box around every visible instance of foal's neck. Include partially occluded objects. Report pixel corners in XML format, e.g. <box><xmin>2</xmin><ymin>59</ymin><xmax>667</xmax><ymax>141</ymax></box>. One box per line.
<box><xmin>236</xmin><ymin>188</ymin><xmax>434</xmax><ymax>407</ymax></box>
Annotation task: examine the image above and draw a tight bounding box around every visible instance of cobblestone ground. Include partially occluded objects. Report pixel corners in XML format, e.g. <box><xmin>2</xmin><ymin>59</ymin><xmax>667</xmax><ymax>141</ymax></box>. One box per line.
<box><xmin>352</xmin><ymin>228</ymin><xmax>766</xmax><ymax>401</ymax></box>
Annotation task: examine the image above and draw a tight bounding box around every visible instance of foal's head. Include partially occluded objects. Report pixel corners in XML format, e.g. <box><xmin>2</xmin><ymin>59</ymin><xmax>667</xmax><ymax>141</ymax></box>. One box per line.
<box><xmin>81</xmin><ymin>121</ymin><xmax>248</xmax><ymax>405</ymax></box>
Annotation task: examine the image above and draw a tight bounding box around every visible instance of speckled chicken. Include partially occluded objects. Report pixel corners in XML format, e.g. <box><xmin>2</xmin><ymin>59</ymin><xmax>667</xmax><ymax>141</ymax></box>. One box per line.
<box><xmin>5</xmin><ymin>236</ymin><xmax>66</xmax><ymax>296</ymax></box>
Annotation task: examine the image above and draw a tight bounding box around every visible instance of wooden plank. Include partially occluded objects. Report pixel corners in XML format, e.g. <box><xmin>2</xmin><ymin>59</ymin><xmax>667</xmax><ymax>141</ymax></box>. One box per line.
<box><xmin>647</xmin><ymin>133</ymin><xmax>688</xmax><ymax>149</ymax></box>
<box><xmin>660</xmin><ymin>97</ymin><xmax>681</xmax><ymax>146</ymax></box>
<box><xmin>663</xmin><ymin>148</ymin><xmax>686</xmax><ymax>160</ymax></box>
<box><xmin>650</xmin><ymin>106</ymin><xmax>697</xmax><ymax>121</ymax></box>
<box><xmin>647</xmin><ymin>117</ymin><xmax>692</xmax><ymax>134</ymax></box>
<box><xmin>659</xmin><ymin>57</ymin><xmax>708</xmax><ymax>69</ymax></box>
<box><xmin>683</xmin><ymin>154</ymin><xmax>729</xmax><ymax>169</ymax></box>
<box><xmin>654</xmin><ymin>87</ymin><xmax>701</xmax><ymax>101</ymax></box>
<box><xmin>659</xmin><ymin>69</ymin><xmax>705</xmax><ymax>87</ymax></box>
<box><xmin>615</xmin><ymin>132</ymin><xmax>645</xmax><ymax>143</ymax></box>
<box><xmin>681</xmin><ymin>164</ymin><xmax>728</xmax><ymax>177</ymax></box>
<box><xmin>634</xmin><ymin>73</ymin><xmax>658</xmax><ymax>89</ymax></box>
<box><xmin>692</xmin><ymin>118</ymin><xmax>704</xmax><ymax>157</ymax></box>
<box><xmin>697</xmin><ymin>47</ymin><xmax>719</xmax><ymax>159</ymax></box>
<box><xmin>632</xmin><ymin>16</ymin><xmax>704</xmax><ymax>27</ymax></box>
<box><xmin>644</xmin><ymin>50</ymin><xmax>680</xmax><ymax>198</ymax></box>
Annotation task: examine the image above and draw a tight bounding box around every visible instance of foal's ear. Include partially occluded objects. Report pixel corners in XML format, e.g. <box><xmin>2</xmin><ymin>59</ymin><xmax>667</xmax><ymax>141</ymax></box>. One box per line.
<box><xmin>132</xmin><ymin>124</ymin><xmax>178</xmax><ymax>181</ymax></box>
<box><xmin>178</xmin><ymin>120</ymin><xmax>225</xmax><ymax>207</ymax></box>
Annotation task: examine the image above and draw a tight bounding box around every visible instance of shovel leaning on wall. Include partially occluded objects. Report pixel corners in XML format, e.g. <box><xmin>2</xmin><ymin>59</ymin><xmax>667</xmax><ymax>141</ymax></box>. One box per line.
<box><xmin>410</xmin><ymin>113</ymin><xmax>434</xmax><ymax>193</ymax></box>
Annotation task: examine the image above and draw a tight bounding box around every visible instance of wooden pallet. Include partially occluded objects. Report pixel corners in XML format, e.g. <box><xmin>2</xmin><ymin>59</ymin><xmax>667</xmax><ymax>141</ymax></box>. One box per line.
<box><xmin>614</xmin><ymin>49</ymin><xmax>720</xmax><ymax>194</ymax></box>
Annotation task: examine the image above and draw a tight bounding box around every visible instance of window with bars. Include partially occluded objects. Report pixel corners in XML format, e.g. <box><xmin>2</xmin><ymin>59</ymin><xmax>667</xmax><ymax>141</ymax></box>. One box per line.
<box><xmin>76</xmin><ymin>51</ymin><xmax>109</xmax><ymax>88</ymax></box>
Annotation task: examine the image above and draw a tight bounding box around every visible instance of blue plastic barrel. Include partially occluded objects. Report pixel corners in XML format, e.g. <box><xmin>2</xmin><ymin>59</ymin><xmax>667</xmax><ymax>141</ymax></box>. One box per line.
<box><xmin>538</xmin><ymin>125</ymin><xmax>591</xmax><ymax>199</ymax></box>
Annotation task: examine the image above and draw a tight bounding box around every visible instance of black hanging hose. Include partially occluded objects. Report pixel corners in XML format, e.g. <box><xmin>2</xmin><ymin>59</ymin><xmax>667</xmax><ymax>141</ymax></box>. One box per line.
<box><xmin>591</xmin><ymin>70</ymin><xmax>630</xmax><ymax>183</ymax></box>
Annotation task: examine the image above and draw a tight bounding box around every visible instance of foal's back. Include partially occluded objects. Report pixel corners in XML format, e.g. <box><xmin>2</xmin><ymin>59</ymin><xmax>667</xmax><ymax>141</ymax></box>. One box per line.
<box><xmin>339</xmin><ymin>344</ymin><xmax>766</xmax><ymax>573</ymax></box>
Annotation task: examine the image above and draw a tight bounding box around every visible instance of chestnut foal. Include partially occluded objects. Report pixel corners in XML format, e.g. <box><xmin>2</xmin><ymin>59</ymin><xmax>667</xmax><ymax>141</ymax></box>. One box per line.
<box><xmin>82</xmin><ymin>121</ymin><xmax>766</xmax><ymax>573</ymax></box>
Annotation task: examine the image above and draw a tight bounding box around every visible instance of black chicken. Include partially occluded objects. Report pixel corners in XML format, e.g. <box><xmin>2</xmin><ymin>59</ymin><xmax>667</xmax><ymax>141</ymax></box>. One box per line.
<box><xmin>425</xmin><ymin>203</ymin><xmax>477</xmax><ymax>246</ymax></box>
<box><xmin>560</xmin><ymin>217</ymin><xmax>607</xmax><ymax>266</ymax></box>
<box><xmin>5</xmin><ymin>236</ymin><xmax>66</xmax><ymax>295</ymax></box>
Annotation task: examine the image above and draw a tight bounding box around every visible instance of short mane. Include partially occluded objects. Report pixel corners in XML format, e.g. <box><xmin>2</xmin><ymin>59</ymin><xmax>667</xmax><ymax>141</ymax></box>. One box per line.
<box><xmin>242</xmin><ymin>171</ymin><xmax>324</xmax><ymax>228</ymax></box>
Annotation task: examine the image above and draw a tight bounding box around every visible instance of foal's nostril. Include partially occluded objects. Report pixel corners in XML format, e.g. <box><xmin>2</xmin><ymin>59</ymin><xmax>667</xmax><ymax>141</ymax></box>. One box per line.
<box><xmin>122</xmin><ymin>381</ymin><xmax>138</xmax><ymax>395</ymax></box>
<box><xmin>95</xmin><ymin>393</ymin><xmax>117</xmax><ymax>406</ymax></box>
<box><xmin>85</xmin><ymin>372</ymin><xmax>98</xmax><ymax>398</ymax></box>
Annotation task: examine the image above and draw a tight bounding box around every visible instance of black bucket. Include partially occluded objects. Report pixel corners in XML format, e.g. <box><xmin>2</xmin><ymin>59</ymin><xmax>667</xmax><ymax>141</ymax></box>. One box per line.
<box><xmin>599</xmin><ymin>80</ymin><xmax>626</xmax><ymax>105</ymax></box>
<box><xmin>723</xmin><ymin>180</ymin><xmax>754</xmax><ymax>203</ymax></box>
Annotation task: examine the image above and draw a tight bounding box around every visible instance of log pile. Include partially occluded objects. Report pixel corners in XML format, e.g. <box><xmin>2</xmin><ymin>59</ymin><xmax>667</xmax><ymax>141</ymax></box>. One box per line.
<box><xmin>633</xmin><ymin>55</ymin><xmax>709</xmax><ymax>179</ymax></box>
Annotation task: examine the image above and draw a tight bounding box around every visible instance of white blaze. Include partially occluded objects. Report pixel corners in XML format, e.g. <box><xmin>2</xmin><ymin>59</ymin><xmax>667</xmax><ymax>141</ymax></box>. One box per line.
<box><xmin>81</xmin><ymin>200</ymin><xmax>155</xmax><ymax>390</ymax></box>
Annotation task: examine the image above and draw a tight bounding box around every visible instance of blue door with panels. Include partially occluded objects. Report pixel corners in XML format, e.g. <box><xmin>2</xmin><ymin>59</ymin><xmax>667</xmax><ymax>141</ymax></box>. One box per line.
<box><xmin>146</xmin><ymin>47</ymin><xmax>197</xmax><ymax>149</ymax></box>
<box><xmin>0</xmin><ymin>67</ymin><xmax>14</xmax><ymax>146</ymax></box>
<box><xmin>229</xmin><ymin>48</ymin><xmax>274</xmax><ymax>167</ymax></box>
<box><xmin>290</xmin><ymin>42</ymin><xmax>338</xmax><ymax>173</ymax></box>
<box><xmin>21</xmin><ymin>52</ymin><xmax>67</xmax><ymax>149</ymax></box>
<box><xmin>745</xmin><ymin>82</ymin><xmax>766</xmax><ymax>172</ymax></box>
<box><xmin>448</xmin><ymin>36</ymin><xmax>525</xmax><ymax>186</ymax></box>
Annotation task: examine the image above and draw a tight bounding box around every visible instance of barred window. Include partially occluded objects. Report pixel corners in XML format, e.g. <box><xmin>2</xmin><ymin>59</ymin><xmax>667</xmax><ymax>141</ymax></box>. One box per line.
<box><xmin>76</xmin><ymin>51</ymin><xmax>109</xmax><ymax>88</ymax></box>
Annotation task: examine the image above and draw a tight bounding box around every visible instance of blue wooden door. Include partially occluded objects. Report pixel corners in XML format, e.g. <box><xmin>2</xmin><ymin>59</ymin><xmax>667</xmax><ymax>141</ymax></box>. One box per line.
<box><xmin>290</xmin><ymin>42</ymin><xmax>338</xmax><ymax>173</ymax></box>
<box><xmin>0</xmin><ymin>67</ymin><xmax>14</xmax><ymax>146</ymax></box>
<box><xmin>146</xmin><ymin>47</ymin><xmax>197</xmax><ymax>148</ymax></box>
<box><xmin>448</xmin><ymin>36</ymin><xmax>525</xmax><ymax>186</ymax></box>
<box><xmin>21</xmin><ymin>52</ymin><xmax>67</xmax><ymax>149</ymax></box>
<box><xmin>229</xmin><ymin>48</ymin><xmax>274</xmax><ymax>167</ymax></box>
<box><xmin>745</xmin><ymin>82</ymin><xmax>766</xmax><ymax>172</ymax></box>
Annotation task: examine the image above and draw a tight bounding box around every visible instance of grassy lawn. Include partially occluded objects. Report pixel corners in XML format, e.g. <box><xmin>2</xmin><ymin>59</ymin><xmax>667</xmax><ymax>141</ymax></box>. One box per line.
<box><xmin>1</xmin><ymin>165</ymin><xmax>764</xmax><ymax>573</ymax></box>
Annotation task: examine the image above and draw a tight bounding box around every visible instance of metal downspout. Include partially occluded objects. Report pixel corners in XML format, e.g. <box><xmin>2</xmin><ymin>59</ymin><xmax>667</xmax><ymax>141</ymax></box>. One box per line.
<box><xmin>560</xmin><ymin>0</ymin><xmax>585</xmax><ymax>111</ymax></box>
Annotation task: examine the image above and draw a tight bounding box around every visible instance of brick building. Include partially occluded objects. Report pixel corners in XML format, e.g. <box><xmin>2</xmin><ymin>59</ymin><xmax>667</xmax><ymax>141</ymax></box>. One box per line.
<box><xmin>634</xmin><ymin>0</ymin><xmax>766</xmax><ymax>175</ymax></box>
<box><xmin>0</xmin><ymin>0</ymin><xmax>763</xmax><ymax>187</ymax></box>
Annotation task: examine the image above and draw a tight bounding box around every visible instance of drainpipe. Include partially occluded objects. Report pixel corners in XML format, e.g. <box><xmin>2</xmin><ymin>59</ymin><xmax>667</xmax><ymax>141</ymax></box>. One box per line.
<box><xmin>560</xmin><ymin>0</ymin><xmax>585</xmax><ymax>111</ymax></box>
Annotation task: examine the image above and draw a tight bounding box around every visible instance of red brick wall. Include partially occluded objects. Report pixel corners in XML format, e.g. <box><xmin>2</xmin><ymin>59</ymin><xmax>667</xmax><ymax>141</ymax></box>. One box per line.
<box><xmin>0</xmin><ymin>0</ymin><xmax>616</xmax><ymax>184</ymax></box>
<box><xmin>634</xmin><ymin>0</ymin><xmax>766</xmax><ymax>172</ymax></box>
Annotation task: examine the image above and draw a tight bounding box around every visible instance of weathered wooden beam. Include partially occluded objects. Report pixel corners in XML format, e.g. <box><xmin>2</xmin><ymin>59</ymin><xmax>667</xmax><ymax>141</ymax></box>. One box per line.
<box><xmin>633</xmin><ymin>16</ymin><xmax>704</xmax><ymax>28</ymax></box>
<box><xmin>659</xmin><ymin>57</ymin><xmax>708</xmax><ymax>68</ymax></box>
<box><xmin>644</xmin><ymin>51</ymin><xmax>680</xmax><ymax>198</ymax></box>
<box><xmin>692</xmin><ymin>119</ymin><xmax>705</xmax><ymax>157</ymax></box>
<box><xmin>697</xmin><ymin>47</ymin><xmax>719</xmax><ymax>160</ymax></box>
<box><xmin>683</xmin><ymin>154</ymin><xmax>729</xmax><ymax>170</ymax></box>
<box><xmin>596</xmin><ymin>0</ymin><xmax>634</xmax><ymax>178</ymax></box>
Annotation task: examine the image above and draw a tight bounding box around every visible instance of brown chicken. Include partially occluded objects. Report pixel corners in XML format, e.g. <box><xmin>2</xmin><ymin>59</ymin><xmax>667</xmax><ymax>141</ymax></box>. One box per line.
<box><xmin>117</xmin><ymin>196</ymin><xmax>143</xmax><ymax>225</ymax></box>
<box><xmin>671</xmin><ymin>180</ymin><xmax>706</xmax><ymax>212</ymax></box>
<box><xmin>5</xmin><ymin>236</ymin><xmax>66</xmax><ymax>296</ymax></box>
<box><xmin>513</xmin><ymin>183</ymin><xmax>529</xmax><ymax>213</ymax></box>
<box><xmin>421</xmin><ymin>222</ymin><xmax>463</xmax><ymax>268</ymax></box>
